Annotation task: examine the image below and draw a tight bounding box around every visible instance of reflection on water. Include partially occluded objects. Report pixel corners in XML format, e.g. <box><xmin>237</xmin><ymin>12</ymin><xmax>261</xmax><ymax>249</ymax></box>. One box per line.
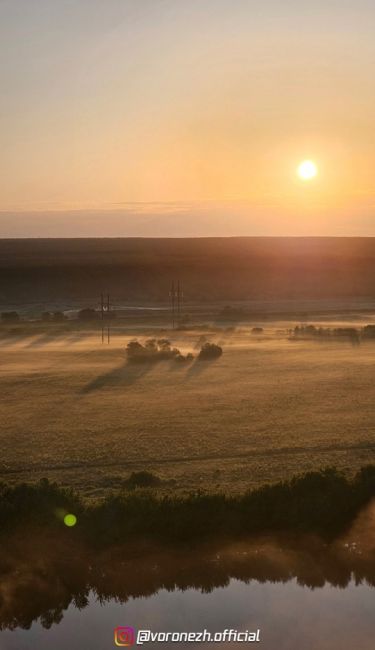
<box><xmin>1</xmin><ymin>579</ymin><xmax>374</xmax><ymax>650</ymax></box>
<box><xmin>0</xmin><ymin>517</ymin><xmax>375</xmax><ymax>650</ymax></box>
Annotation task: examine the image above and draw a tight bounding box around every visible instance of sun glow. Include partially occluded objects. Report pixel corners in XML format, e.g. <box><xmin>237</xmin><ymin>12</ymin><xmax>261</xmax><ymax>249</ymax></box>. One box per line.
<box><xmin>297</xmin><ymin>160</ymin><xmax>318</xmax><ymax>181</ymax></box>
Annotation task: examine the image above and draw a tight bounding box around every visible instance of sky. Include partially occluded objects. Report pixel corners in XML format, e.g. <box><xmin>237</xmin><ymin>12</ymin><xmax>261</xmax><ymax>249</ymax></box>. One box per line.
<box><xmin>0</xmin><ymin>0</ymin><xmax>374</xmax><ymax>237</ymax></box>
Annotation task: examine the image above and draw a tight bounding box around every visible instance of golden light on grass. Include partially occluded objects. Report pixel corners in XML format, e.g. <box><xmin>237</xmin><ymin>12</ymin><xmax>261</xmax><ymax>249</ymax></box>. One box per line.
<box><xmin>297</xmin><ymin>160</ymin><xmax>318</xmax><ymax>181</ymax></box>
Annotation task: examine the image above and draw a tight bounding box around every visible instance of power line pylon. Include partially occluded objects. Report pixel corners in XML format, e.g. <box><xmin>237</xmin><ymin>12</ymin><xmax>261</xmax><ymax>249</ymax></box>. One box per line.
<box><xmin>170</xmin><ymin>280</ymin><xmax>183</xmax><ymax>329</ymax></box>
<box><xmin>177</xmin><ymin>280</ymin><xmax>183</xmax><ymax>325</ymax></box>
<box><xmin>100</xmin><ymin>293</ymin><xmax>111</xmax><ymax>343</ymax></box>
<box><xmin>170</xmin><ymin>281</ymin><xmax>176</xmax><ymax>329</ymax></box>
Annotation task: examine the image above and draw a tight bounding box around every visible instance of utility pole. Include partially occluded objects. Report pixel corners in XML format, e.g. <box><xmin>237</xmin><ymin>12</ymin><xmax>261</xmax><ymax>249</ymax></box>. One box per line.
<box><xmin>177</xmin><ymin>280</ymin><xmax>183</xmax><ymax>325</ymax></box>
<box><xmin>100</xmin><ymin>293</ymin><xmax>111</xmax><ymax>343</ymax></box>
<box><xmin>170</xmin><ymin>281</ymin><xmax>175</xmax><ymax>329</ymax></box>
<box><xmin>170</xmin><ymin>281</ymin><xmax>183</xmax><ymax>329</ymax></box>
<box><xmin>177</xmin><ymin>280</ymin><xmax>180</xmax><ymax>323</ymax></box>
<box><xmin>107</xmin><ymin>293</ymin><xmax>110</xmax><ymax>344</ymax></box>
<box><xmin>101</xmin><ymin>293</ymin><xmax>104</xmax><ymax>344</ymax></box>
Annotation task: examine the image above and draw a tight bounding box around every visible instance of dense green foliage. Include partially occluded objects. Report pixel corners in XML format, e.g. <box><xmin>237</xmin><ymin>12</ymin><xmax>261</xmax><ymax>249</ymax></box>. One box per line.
<box><xmin>1</xmin><ymin>466</ymin><xmax>375</xmax><ymax>545</ymax></box>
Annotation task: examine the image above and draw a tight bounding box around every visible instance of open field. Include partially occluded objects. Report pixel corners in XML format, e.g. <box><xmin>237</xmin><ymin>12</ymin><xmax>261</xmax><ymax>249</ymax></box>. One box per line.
<box><xmin>1</xmin><ymin>320</ymin><xmax>375</xmax><ymax>497</ymax></box>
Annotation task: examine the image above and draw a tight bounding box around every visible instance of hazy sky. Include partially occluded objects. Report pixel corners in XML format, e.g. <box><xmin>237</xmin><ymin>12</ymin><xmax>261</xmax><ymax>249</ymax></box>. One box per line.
<box><xmin>0</xmin><ymin>0</ymin><xmax>374</xmax><ymax>236</ymax></box>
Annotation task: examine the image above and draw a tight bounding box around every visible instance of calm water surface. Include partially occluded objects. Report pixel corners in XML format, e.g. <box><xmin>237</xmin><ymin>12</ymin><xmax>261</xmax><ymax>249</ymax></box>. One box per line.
<box><xmin>0</xmin><ymin>577</ymin><xmax>374</xmax><ymax>650</ymax></box>
<box><xmin>1</xmin><ymin>514</ymin><xmax>375</xmax><ymax>650</ymax></box>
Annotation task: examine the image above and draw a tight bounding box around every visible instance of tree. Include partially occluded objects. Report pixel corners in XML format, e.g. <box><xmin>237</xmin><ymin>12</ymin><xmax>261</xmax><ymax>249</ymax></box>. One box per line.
<box><xmin>198</xmin><ymin>343</ymin><xmax>223</xmax><ymax>360</ymax></box>
<box><xmin>77</xmin><ymin>308</ymin><xmax>98</xmax><ymax>321</ymax></box>
<box><xmin>1</xmin><ymin>311</ymin><xmax>20</xmax><ymax>323</ymax></box>
<box><xmin>52</xmin><ymin>311</ymin><xmax>65</xmax><ymax>322</ymax></box>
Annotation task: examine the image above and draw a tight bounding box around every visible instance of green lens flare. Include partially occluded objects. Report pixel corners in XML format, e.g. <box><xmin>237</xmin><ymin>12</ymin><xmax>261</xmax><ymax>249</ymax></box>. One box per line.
<box><xmin>64</xmin><ymin>513</ymin><xmax>77</xmax><ymax>527</ymax></box>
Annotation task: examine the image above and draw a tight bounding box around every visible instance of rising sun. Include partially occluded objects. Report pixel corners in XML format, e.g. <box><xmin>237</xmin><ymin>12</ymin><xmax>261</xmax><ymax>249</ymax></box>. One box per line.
<box><xmin>297</xmin><ymin>160</ymin><xmax>318</xmax><ymax>181</ymax></box>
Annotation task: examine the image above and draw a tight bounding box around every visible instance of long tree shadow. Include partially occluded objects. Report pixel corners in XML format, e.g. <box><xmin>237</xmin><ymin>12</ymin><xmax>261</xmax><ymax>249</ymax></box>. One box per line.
<box><xmin>24</xmin><ymin>332</ymin><xmax>68</xmax><ymax>347</ymax></box>
<box><xmin>80</xmin><ymin>360</ymin><xmax>154</xmax><ymax>393</ymax></box>
<box><xmin>64</xmin><ymin>331</ymin><xmax>91</xmax><ymax>344</ymax></box>
<box><xmin>0</xmin><ymin>329</ymin><xmax>50</xmax><ymax>347</ymax></box>
<box><xmin>185</xmin><ymin>357</ymin><xmax>219</xmax><ymax>379</ymax></box>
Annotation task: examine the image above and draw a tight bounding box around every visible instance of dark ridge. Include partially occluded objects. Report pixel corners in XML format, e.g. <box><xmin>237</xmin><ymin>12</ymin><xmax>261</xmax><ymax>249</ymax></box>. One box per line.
<box><xmin>1</xmin><ymin>237</ymin><xmax>375</xmax><ymax>303</ymax></box>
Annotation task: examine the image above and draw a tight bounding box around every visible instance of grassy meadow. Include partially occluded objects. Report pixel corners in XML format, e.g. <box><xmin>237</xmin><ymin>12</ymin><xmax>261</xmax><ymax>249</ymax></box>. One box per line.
<box><xmin>1</xmin><ymin>319</ymin><xmax>375</xmax><ymax>498</ymax></box>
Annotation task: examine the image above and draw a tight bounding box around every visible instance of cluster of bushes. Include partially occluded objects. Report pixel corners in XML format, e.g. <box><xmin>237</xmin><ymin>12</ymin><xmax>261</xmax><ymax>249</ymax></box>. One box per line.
<box><xmin>217</xmin><ymin>305</ymin><xmax>248</xmax><ymax>321</ymax></box>
<box><xmin>126</xmin><ymin>339</ymin><xmax>194</xmax><ymax>363</ymax></box>
<box><xmin>1</xmin><ymin>310</ymin><xmax>68</xmax><ymax>324</ymax></box>
<box><xmin>122</xmin><ymin>471</ymin><xmax>163</xmax><ymax>489</ymax></box>
<box><xmin>1</xmin><ymin>311</ymin><xmax>20</xmax><ymax>323</ymax></box>
<box><xmin>126</xmin><ymin>339</ymin><xmax>223</xmax><ymax>363</ymax></box>
<box><xmin>41</xmin><ymin>311</ymin><xmax>66</xmax><ymax>322</ymax></box>
<box><xmin>198</xmin><ymin>342</ymin><xmax>223</xmax><ymax>360</ymax></box>
<box><xmin>1</xmin><ymin>466</ymin><xmax>375</xmax><ymax>545</ymax></box>
<box><xmin>362</xmin><ymin>325</ymin><xmax>375</xmax><ymax>339</ymax></box>
<box><xmin>87</xmin><ymin>466</ymin><xmax>375</xmax><ymax>544</ymax></box>
<box><xmin>293</xmin><ymin>323</ymin><xmax>375</xmax><ymax>344</ymax></box>
<box><xmin>77</xmin><ymin>308</ymin><xmax>99</xmax><ymax>321</ymax></box>
<box><xmin>293</xmin><ymin>324</ymin><xmax>360</xmax><ymax>344</ymax></box>
<box><xmin>2</xmin><ymin>308</ymin><xmax>118</xmax><ymax>324</ymax></box>
<box><xmin>39</xmin><ymin>307</ymin><xmax>117</xmax><ymax>322</ymax></box>
<box><xmin>77</xmin><ymin>308</ymin><xmax>116</xmax><ymax>321</ymax></box>
<box><xmin>0</xmin><ymin>479</ymin><xmax>82</xmax><ymax>532</ymax></box>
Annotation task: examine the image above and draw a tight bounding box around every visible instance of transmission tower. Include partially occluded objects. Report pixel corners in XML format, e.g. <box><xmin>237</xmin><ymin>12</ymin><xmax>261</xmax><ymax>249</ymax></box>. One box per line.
<box><xmin>100</xmin><ymin>293</ymin><xmax>111</xmax><ymax>343</ymax></box>
<box><xmin>169</xmin><ymin>281</ymin><xmax>175</xmax><ymax>329</ymax></box>
<box><xmin>169</xmin><ymin>280</ymin><xmax>183</xmax><ymax>329</ymax></box>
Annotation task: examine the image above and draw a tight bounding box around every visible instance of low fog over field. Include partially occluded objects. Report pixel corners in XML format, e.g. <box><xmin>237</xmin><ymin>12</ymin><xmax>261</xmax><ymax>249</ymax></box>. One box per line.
<box><xmin>1</xmin><ymin>322</ymin><xmax>375</xmax><ymax>496</ymax></box>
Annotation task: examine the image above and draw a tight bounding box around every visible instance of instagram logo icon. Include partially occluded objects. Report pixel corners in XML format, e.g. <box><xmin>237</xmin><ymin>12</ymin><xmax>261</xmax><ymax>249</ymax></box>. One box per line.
<box><xmin>114</xmin><ymin>626</ymin><xmax>135</xmax><ymax>646</ymax></box>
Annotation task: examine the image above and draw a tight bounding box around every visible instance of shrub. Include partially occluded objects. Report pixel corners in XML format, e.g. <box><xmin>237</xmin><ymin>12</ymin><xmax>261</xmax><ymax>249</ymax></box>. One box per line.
<box><xmin>126</xmin><ymin>339</ymin><xmax>191</xmax><ymax>363</ymax></box>
<box><xmin>78</xmin><ymin>308</ymin><xmax>98</xmax><ymax>321</ymax></box>
<box><xmin>1</xmin><ymin>467</ymin><xmax>375</xmax><ymax>544</ymax></box>
<box><xmin>1</xmin><ymin>311</ymin><xmax>20</xmax><ymax>323</ymax></box>
<box><xmin>198</xmin><ymin>342</ymin><xmax>223</xmax><ymax>360</ymax></box>
<box><xmin>363</xmin><ymin>325</ymin><xmax>375</xmax><ymax>339</ymax></box>
<box><xmin>332</xmin><ymin>327</ymin><xmax>360</xmax><ymax>344</ymax></box>
<box><xmin>0</xmin><ymin>478</ymin><xmax>82</xmax><ymax>531</ymax></box>
<box><xmin>52</xmin><ymin>311</ymin><xmax>65</xmax><ymax>322</ymax></box>
<box><xmin>293</xmin><ymin>324</ymin><xmax>359</xmax><ymax>343</ymax></box>
<box><xmin>123</xmin><ymin>471</ymin><xmax>162</xmax><ymax>489</ymax></box>
<box><xmin>217</xmin><ymin>305</ymin><xmax>247</xmax><ymax>321</ymax></box>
